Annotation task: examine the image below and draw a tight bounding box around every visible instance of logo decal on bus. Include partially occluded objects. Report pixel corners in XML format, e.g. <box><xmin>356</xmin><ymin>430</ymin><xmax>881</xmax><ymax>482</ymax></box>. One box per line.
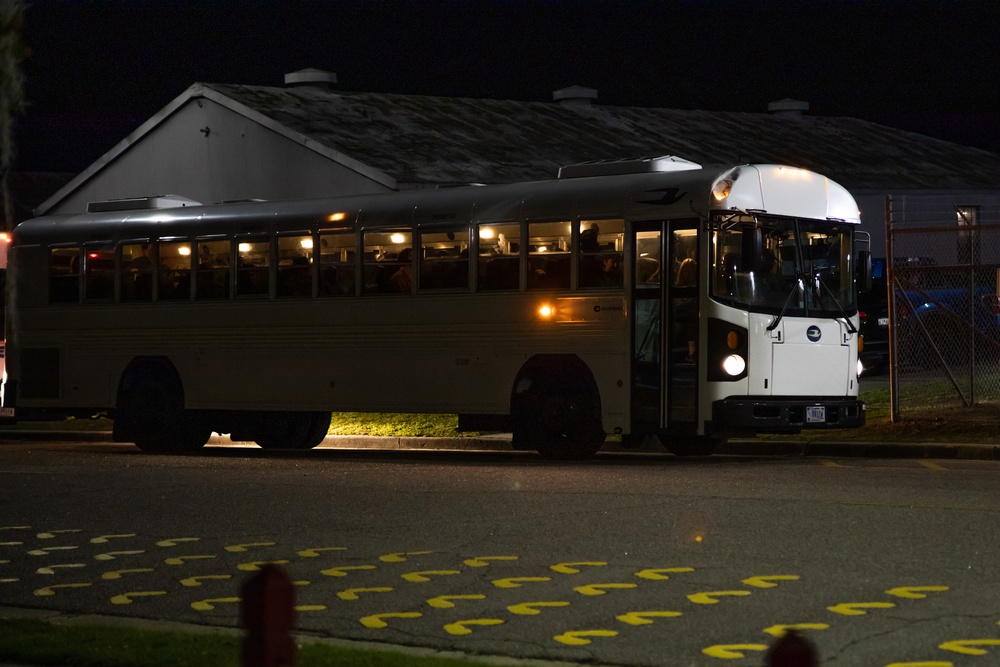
<box><xmin>806</xmin><ymin>326</ymin><xmax>822</xmax><ymax>342</ymax></box>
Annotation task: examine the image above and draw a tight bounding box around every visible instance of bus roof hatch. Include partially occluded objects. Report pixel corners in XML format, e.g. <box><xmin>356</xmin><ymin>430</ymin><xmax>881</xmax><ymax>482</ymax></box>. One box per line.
<box><xmin>557</xmin><ymin>155</ymin><xmax>701</xmax><ymax>179</ymax></box>
<box><xmin>86</xmin><ymin>195</ymin><xmax>202</xmax><ymax>213</ymax></box>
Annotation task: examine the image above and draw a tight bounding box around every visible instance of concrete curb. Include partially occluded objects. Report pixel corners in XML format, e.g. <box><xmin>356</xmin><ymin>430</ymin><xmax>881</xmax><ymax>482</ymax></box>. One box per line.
<box><xmin>1</xmin><ymin>429</ymin><xmax>998</xmax><ymax>460</ymax></box>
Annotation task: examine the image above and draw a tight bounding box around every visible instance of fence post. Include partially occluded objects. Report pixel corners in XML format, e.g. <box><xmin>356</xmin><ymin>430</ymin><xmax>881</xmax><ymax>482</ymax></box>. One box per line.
<box><xmin>766</xmin><ymin>629</ymin><xmax>818</xmax><ymax>666</ymax></box>
<box><xmin>241</xmin><ymin>564</ymin><xmax>296</xmax><ymax>667</ymax></box>
<box><xmin>885</xmin><ymin>194</ymin><xmax>900</xmax><ymax>421</ymax></box>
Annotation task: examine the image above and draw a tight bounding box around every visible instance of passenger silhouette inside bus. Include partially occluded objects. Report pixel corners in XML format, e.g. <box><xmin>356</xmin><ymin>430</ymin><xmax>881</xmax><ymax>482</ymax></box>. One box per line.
<box><xmin>388</xmin><ymin>248</ymin><xmax>413</xmax><ymax>293</ymax></box>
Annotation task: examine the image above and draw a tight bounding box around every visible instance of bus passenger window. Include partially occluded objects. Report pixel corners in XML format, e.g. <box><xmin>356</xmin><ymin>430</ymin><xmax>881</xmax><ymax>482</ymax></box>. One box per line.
<box><xmin>121</xmin><ymin>243</ymin><xmax>154</xmax><ymax>301</ymax></box>
<box><xmin>159</xmin><ymin>241</ymin><xmax>193</xmax><ymax>300</ymax></box>
<box><xmin>527</xmin><ymin>221</ymin><xmax>570</xmax><ymax>290</ymax></box>
<box><xmin>277</xmin><ymin>235</ymin><xmax>314</xmax><ymax>298</ymax></box>
<box><xmin>578</xmin><ymin>219</ymin><xmax>624</xmax><ymax>289</ymax></box>
<box><xmin>635</xmin><ymin>231</ymin><xmax>661</xmax><ymax>286</ymax></box>
<box><xmin>318</xmin><ymin>232</ymin><xmax>356</xmax><ymax>296</ymax></box>
<box><xmin>49</xmin><ymin>247</ymin><xmax>81</xmax><ymax>303</ymax></box>
<box><xmin>84</xmin><ymin>248</ymin><xmax>115</xmax><ymax>301</ymax></box>
<box><xmin>236</xmin><ymin>239</ymin><xmax>270</xmax><ymax>297</ymax></box>
<box><xmin>196</xmin><ymin>239</ymin><xmax>230</xmax><ymax>300</ymax></box>
<box><xmin>363</xmin><ymin>231</ymin><xmax>411</xmax><ymax>294</ymax></box>
<box><xmin>420</xmin><ymin>229</ymin><xmax>469</xmax><ymax>290</ymax></box>
<box><xmin>477</xmin><ymin>222</ymin><xmax>519</xmax><ymax>291</ymax></box>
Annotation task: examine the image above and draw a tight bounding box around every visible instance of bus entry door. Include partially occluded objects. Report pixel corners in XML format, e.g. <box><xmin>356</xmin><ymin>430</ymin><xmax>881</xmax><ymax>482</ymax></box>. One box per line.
<box><xmin>630</xmin><ymin>220</ymin><xmax>699</xmax><ymax>437</ymax></box>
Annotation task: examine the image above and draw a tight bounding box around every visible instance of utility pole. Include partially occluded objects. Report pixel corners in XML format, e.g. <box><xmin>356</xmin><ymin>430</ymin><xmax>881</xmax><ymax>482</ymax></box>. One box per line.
<box><xmin>0</xmin><ymin>0</ymin><xmax>27</xmax><ymax>233</ymax></box>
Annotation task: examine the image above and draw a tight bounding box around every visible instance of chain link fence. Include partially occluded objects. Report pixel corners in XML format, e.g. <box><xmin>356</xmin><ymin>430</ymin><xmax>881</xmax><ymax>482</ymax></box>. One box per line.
<box><xmin>885</xmin><ymin>195</ymin><xmax>1000</xmax><ymax>419</ymax></box>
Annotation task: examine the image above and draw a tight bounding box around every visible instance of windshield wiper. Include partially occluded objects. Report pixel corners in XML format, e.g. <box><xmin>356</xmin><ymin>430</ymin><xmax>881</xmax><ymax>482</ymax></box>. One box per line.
<box><xmin>814</xmin><ymin>274</ymin><xmax>858</xmax><ymax>334</ymax></box>
<box><xmin>767</xmin><ymin>276</ymin><xmax>804</xmax><ymax>331</ymax></box>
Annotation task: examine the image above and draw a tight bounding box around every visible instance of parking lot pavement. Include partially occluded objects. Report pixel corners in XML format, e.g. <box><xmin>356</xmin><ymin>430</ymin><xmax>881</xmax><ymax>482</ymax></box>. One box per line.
<box><xmin>1</xmin><ymin>428</ymin><xmax>997</xmax><ymax>460</ymax></box>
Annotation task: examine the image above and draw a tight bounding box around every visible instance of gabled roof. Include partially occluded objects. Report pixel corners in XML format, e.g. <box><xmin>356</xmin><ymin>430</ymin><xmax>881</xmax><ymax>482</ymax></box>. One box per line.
<box><xmin>206</xmin><ymin>82</ymin><xmax>1000</xmax><ymax>190</ymax></box>
<box><xmin>40</xmin><ymin>81</ymin><xmax>1000</xmax><ymax>216</ymax></box>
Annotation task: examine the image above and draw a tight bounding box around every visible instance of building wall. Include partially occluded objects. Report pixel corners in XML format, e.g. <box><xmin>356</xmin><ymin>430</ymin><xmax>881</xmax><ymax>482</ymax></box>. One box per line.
<box><xmin>854</xmin><ymin>190</ymin><xmax>1000</xmax><ymax>259</ymax></box>
<box><xmin>48</xmin><ymin>99</ymin><xmax>392</xmax><ymax>214</ymax></box>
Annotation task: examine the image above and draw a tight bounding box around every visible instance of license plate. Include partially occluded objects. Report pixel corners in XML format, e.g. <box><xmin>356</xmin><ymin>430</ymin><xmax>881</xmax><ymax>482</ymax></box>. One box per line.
<box><xmin>877</xmin><ymin>317</ymin><xmax>889</xmax><ymax>327</ymax></box>
<box><xmin>0</xmin><ymin>407</ymin><xmax>14</xmax><ymax>418</ymax></box>
<box><xmin>806</xmin><ymin>406</ymin><xmax>826</xmax><ymax>423</ymax></box>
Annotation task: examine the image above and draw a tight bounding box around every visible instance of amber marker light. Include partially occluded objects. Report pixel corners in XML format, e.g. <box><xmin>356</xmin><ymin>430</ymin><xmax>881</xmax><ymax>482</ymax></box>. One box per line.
<box><xmin>726</xmin><ymin>330</ymin><xmax>740</xmax><ymax>350</ymax></box>
<box><xmin>538</xmin><ymin>304</ymin><xmax>554</xmax><ymax>318</ymax></box>
<box><xmin>327</xmin><ymin>212</ymin><xmax>346</xmax><ymax>222</ymax></box>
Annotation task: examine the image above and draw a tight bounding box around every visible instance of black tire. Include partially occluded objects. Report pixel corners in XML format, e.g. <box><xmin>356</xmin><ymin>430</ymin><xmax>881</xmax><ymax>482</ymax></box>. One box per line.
<box><xmin>117</xmin><ymin>374</ymin><xmax>210</xmax><ymax>454</ymax></box>
<box><xmin>514</xmin><ymin>386</ymin><xmax>606</xmax><ymax>460</ymax></box>
<box><xmin>255</xmin><ymin>412</ymin><xmax>331</xmax><ymax>450</ymax></box>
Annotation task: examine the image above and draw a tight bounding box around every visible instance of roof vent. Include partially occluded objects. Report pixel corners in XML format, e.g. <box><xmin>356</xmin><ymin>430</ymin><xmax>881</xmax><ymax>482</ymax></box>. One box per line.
<box><xmin>553</xmin><ymin>85</ymin><xmax>598</xmax><ymax>107</ymax></box>
<box><xmin>86</xmin><ymin>195</ymin><xmax>202</xmax><ymax>213</ymax></box>
<box><xmin>768</xmin><ymin>98</ymin><xmax>809</xmax><ymax>118</ymax></box>
<box><xmin>284</xmin><ymin>68</ymin><xmax>338</xmax><ymax>89</ymax></box>
<box><xmin>558</xmin><ymin>156</ymin><xmax>702</xmax><ymax>179</ymax></box>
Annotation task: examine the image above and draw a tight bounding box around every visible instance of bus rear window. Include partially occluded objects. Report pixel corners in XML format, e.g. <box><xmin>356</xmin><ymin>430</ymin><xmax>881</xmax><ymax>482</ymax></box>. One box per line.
<box><xmin>49</xmin><ymin>247</ymin><xmax>80</xmax><ymax>303</ymax></box>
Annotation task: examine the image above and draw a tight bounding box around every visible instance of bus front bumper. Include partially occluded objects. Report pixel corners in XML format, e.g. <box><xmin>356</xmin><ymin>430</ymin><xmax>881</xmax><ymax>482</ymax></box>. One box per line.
<box><xmin>712</xmin><ymin>396</ymin><xmax>865</xmax><ymax>435</ymax></box>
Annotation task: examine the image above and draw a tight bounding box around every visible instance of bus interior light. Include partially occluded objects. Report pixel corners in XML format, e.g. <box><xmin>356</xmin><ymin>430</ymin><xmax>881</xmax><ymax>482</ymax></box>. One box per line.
<box><xmin>723</xmin><ymin>354</ymin><xmax>746</xmax><ymax>376</ymax></box>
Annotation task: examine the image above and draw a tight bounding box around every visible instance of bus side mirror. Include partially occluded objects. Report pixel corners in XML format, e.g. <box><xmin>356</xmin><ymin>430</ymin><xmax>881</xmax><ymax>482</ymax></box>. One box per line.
<box><xmin>856</xmin><ymin>250</ymin><xmax>873</xmax><ymax>293</ymax></box>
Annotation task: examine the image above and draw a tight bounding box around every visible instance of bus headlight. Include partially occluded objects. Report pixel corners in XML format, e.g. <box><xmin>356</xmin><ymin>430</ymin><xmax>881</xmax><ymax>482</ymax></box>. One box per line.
<box><xmin>723</xmin><ymin>354</ymin><xmax>746</xmax><ymax>376</ymax></box>
<box><xmin>857</xmin><ymin>359</ymin><xmax>864</xmax><ymax>377</ymax></box>
<box><xmin>708</xmin><ymin>318</ymin><xmax>748</xmax><ymax>382</ymax></box>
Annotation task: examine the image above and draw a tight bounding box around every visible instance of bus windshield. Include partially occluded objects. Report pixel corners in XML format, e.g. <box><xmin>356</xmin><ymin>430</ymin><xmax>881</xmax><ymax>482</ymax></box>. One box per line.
<box><xmin>711</xmin><ymin>215</ymin><xmax>856</xmax><ymax>317</ymax></box>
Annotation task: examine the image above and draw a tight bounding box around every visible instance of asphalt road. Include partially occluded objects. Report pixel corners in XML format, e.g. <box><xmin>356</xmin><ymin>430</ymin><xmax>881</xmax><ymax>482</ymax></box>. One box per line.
<box><xmin>2</xmin><ymin>440</ymin><xmax>999</xmax><ymax>666</ymax></box>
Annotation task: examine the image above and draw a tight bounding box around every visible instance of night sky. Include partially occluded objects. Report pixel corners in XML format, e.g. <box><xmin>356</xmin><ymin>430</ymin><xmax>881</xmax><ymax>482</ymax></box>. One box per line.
<box><xmin>13</xmin><ymin>0</ymin><xmax>1000</xmax><ymax>173</ymax></box>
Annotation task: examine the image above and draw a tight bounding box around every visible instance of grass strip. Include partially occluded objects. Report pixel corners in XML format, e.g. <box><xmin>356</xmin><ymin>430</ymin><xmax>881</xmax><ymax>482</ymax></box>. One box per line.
<box><xmin>0</xmin><ymin>618</ymin><xmax>489</xmax><ymax>667</ymax></box>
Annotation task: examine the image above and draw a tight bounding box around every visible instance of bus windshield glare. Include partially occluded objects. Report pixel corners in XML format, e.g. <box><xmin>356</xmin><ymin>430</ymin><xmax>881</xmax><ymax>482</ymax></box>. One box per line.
<box><xmin>711</xmin><ymin>215</ymin><xmax>856</xmax><ymax>316</ymax></box>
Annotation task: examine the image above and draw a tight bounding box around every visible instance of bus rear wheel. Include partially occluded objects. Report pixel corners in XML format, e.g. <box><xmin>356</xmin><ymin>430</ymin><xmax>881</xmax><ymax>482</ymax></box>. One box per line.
<box><xmin>117</xmin><ymin>377</ymin><xmax>211</xmax><ymax>454</ymax></box>
<box><xmin>254</xmin><ymin>411</ymin><xmax>331</xmax><ymax>450</ymax></box>
<box><xmin>515</xmin><ymin>387</ymin><xmax>606</xmax><ymax>460</ymax></box>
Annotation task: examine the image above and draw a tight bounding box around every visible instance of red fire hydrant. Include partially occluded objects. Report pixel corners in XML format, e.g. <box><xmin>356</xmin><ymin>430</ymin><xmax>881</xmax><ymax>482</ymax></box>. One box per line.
<box><xmin>241</xmin><ymin>564</ymin><xmax>296</xmax><ymax>667</ymax></box>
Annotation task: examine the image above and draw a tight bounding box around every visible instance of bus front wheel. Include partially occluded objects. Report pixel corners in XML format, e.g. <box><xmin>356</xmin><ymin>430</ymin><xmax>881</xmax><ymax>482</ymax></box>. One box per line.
<box><xmin>254</xmin><ymin>412</ymin><xmax>331</xmax><ymax>450</ymax></box>
<box><xmin>514</xmin><ymin>387</ymin><xmax>606</xmax><ymax>460</ymax></box>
